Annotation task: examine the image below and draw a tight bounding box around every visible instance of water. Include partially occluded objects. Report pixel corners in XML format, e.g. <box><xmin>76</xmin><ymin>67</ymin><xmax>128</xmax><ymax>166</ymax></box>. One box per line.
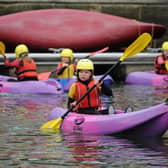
<box><xmin>0</xmin><ymin>85</ymin><xmax>168</xmax><ymax>168</ymax></box>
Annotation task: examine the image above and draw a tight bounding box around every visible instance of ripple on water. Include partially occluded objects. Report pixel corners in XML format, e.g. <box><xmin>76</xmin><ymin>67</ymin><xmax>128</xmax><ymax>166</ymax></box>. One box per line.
<box><xmin>0</xmin><ymin>85</ymin><xmax>167</xmax><ymax>167</ymax></box>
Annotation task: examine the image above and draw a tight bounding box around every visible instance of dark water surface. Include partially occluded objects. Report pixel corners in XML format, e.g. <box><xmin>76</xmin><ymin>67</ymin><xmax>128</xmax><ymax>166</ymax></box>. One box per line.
<box><xmin>0</xmin><ymin>85</ymin><xmax>168</xmax><ymax>168</ymax></box>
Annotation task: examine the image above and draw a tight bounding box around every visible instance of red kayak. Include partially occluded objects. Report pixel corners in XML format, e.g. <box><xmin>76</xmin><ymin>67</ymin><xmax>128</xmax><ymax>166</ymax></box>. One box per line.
<box><xmin>0</xmin><ymin>9</ymin><xmax>166</xmax><ymax>52</ymax></box>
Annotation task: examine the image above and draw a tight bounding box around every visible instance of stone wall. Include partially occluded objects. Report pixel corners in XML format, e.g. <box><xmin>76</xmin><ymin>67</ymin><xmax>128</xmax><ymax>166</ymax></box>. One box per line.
<box><xmin>0</xmin><ymin>0</ymin><xmax>167</xmax><ymax>48</ymax></box>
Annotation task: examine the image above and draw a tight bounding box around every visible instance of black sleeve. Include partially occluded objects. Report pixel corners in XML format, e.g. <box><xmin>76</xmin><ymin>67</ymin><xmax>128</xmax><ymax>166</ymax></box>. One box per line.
<box><xmin>56</xmin><ymin>66</ymin><xmax>67</xmax><ymax>75</ymax></box>
<box><xmin>67</xmin><ymin>97</ymin><xmax>75</xmax><ymax>109</ymax></box>
<box><xmin>101</xmin><ymin>81</ymin><xmax>114</xmax><ymax>97</ymax></box>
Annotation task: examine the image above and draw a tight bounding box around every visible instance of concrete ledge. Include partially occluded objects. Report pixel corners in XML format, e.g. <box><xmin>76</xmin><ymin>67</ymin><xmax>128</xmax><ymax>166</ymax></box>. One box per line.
<box><xmin>0</xmin><ymin>52</ymin><xmax>159</xmax><ymax>81</ymax></box>
<box><xmin>0</xmin><ymin>52</ymin><xmax>159</xmax><ymax>65</ymax></box>
<box><xmin>1</xmin><ymin>0</ymin><xmax>167</xmax><ymax>3</ymax></box>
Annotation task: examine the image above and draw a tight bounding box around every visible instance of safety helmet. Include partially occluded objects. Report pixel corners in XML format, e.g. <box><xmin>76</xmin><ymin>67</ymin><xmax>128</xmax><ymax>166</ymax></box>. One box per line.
<box><xmin>76</xmin><ymin>59</ymin><xmax>94</xmax><ymax>71</ymax></box>
<box><xmin>15</xmin><ymin>44</ymin><xmax>29</xmax><ymax>58</ymax></box>
<box><xmin>162</xmin><ymin>41</ymin><xmax>168</xmax><ymax>51</ymax></box>
<box><xmin>60</xmin><ymin>48</ymin><xmax>73</xmax><ymax>61</ymax></box>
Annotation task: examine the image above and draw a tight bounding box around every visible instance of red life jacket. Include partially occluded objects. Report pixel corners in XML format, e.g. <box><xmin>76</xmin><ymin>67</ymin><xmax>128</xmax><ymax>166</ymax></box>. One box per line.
<box><xmin>154</xmin><ymin>55</ymin><xmax>168</xmax><ymax>74</ymax></box>
<box><xmin>75</xmin><ymin>80</ymin><xmax>102</xmax><ymax>109</ymax></box>
<box><xmin>16</xmin><ymin>58</ymin><xmax>38</xmax><ymax>80</ymax></box>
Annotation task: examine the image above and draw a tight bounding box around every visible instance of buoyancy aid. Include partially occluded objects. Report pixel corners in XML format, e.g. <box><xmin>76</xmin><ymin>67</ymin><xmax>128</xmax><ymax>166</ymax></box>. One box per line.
<box><xmin>16</xmin><ymin>58</ymin><xmax>37</xmax><ymax>79</ymax></box>
<box><xmin>57</xmin><ymin>63</ymin><xmax>76</xmax><ymax>78</ymax></box>
<box><xmin>75</xmin><ymin>80</ymin><xmax>102</xmax><ymax>109</ymax></box>
<box><xmin>154</xmin><ymin>55</ymin><xmax>168</xmax><ymax>74</ymax></box>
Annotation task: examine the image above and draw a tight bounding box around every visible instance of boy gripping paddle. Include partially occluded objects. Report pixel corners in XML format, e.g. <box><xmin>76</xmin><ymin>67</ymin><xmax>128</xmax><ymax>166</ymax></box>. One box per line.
<box><xmin>68</xmin><ymin>59</ymin><xmax>113</xmax><ymax>114</ymax></box>
<box><xmin>40</xmin><ymin>32</ymin><xmax>152</xmax><ymax>132</ymax></box>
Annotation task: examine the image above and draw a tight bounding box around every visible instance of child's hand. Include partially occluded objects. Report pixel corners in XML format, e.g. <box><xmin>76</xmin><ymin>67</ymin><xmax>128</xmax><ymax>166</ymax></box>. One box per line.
<box><xmin>94</xmin><ymin>80</ymin><xmax>102</xmax><ymax>86</ymax></box>
<box><xmin>70</xmin><ymin>101</ymin><xmax>78</xmax><ymax>111</ymax></box>
<box><xmin>63</xmin><ymin>63</ymin><xmax>69</xmax><ymax>67</ymax></box>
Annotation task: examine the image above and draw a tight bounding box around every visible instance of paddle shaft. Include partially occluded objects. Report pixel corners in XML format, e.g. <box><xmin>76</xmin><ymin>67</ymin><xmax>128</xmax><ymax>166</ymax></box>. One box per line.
<box><xmin>62</xmin><ymin>60</ymin><xmax>121</xmax><ymax>119</ymax></box>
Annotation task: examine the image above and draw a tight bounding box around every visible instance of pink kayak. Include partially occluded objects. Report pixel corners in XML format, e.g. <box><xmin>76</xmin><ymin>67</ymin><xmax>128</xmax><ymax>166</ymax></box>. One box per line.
<box><xmin>125</xmin><ymin>71</ymin><xmax>168</xmax><ymax>87</ymax></box>
<box><xmin>47</xmin><ymin>100</ymin><xmax>168</xmax><ymax>137</ymax></box>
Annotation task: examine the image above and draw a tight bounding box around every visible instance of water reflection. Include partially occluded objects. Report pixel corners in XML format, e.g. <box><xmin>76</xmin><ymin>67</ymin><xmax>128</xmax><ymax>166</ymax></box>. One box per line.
<box><xmin>8</xmin><ymin>133</ymin><xmax>167</xmax><ymax>168</ymax></box>
<box><xmin>0</xmin><ymin>85</ymin><xmax>167</xmax><ymax>167</ymax></box>
<box><xmin>110</xmin><ymin>84</ymin><xmax>167</xmax><ymax>110</ymax></box>
<box><xmin>61</xmin><ymin>134</ymin><xmax>168</xmax><ymax>167</ymax></box>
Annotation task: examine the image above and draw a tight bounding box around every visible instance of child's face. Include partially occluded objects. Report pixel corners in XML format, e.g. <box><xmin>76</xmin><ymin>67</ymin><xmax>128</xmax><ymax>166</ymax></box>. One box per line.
<box><xmin>61</xmin><ymin>57</ymin><xmax>70</xmax><ymax>63</ymax></box>
<box><xmin>78</xmin><ymin>70</ymin><xmax>92</xmax><ymax>81</ymax></box>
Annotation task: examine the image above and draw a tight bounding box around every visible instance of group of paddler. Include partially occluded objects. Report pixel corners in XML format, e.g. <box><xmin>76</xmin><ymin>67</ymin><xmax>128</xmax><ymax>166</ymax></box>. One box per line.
<box><xmin>0</xmin><ymin>41</ymin><xmax>113</xmax><ymax>114</ymax></box>
<box><xmin>0</xmin><ymin>33</ymin><xmax>167</xmax><ymax>132</ymax></box>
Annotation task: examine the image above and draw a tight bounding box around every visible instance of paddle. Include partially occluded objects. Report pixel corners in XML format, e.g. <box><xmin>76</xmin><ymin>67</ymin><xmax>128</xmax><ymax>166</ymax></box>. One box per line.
<box><xmin>0</xmin><ymin>41</ymin><xmax>6</xmax><ymax>57</ymax></box>
<box><xmin>40</xmin><ymin>32</ymin><xmax>152</xmax><ymax>132</ymax></box>
<box><xmin>38</xmin><ymin>46</ymin><xmax>109</xmax><ymax>80</ymax></box>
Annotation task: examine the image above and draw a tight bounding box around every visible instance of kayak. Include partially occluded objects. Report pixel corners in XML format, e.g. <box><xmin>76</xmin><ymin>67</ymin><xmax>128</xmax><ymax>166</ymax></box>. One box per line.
<box><xmin>0</xmin><ymin>9</ymin><xmax>166</xmax><ymax>52</ymax></box>
<box><xmin>0</xmin><ymin>74</ymin><xmax>17</xmax><ymax>81</ymax></box>
<box><xmin>0</xmin><ymin>74</ymin><xmax>113</xmax><ymax>93</ymax></box>
<box><xmin>0</xmin><ymin>79</ymin><xmax>63</xmax><ymax>94</ymax></box>
<box><xmin>53</xmin><ymin>75</ymin><xmax>114</xmax><ymax>92</ymax></box>
<box><xmin>125</xmin><ymin>71</ymin><xmax>168</xmax><ymax>87</ymax></box>
<box><xmin>47</xmin><ymin>100</ymin><xmax>168</xmax><ymax>137</ymax></box>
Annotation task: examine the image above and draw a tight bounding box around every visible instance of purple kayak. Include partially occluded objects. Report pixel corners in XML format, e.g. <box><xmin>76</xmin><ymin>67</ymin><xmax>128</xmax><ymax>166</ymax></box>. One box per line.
<box><xmin>0</xmin><ymin>79</ymin><xmax>63</xmax><ymax>94</ymax></box>
<box><xmin>0</xmin><ymin>75</ymin><xmax>17</xmax><ymax>81</ymax></box>
<box><xmin>0</xmin><ymin>74</ymin><xmax>113</xmax><ymax>93</ymax></box>
<box><xmin>125</xmin><ymin>71</ymin><xmax>168</xmax><ymax>86</ymax></box>
<box><xmin>48</xmin><ymin>101</ymin><xmax>168</xmax><ymax>137</ymax></box>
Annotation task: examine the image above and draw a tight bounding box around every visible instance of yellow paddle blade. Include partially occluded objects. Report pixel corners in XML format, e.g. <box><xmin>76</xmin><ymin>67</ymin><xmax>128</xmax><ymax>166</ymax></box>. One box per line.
<box><xmin>40</xmin><ymin>117</ymin><xmax>63</xmax><ymax>132</ymax></box>
<box><xmin>165</xmin><ymin>60</ymin><xmax>168</xmax><ymax>71</ymax></box>
<box><xmin>120</xmin><ymin>33</ymin><xmax>152</xmax><ymax>61</ymax></box>
<box><xmin>0</xmin><ymin>41</ymin><xmax>6</xmax><ymax>55</ymax></box>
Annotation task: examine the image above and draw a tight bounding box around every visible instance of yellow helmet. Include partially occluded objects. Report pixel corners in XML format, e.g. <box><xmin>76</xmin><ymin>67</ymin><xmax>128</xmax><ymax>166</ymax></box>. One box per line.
<box><xmin>60</xmin><ymin>48</ymin><xmax>73</xmax><ymax>61</ymax></box>
<box><xmin>15</xmin><ymin>44</ymin><xmax>29</xmax><ymax>58</ymax></box>
<box><xmin>77</xmin><ymin>59</ymin><xmax>94</xmax><ymax>71</ymax></box>
<box><xmin>162</xmin><ymin>41</ymin><xmax>168</xmax><ymax>51</ymax></box>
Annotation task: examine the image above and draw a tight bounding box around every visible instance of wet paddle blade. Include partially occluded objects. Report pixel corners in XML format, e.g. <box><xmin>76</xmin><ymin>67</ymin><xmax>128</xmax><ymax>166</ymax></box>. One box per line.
<box><xmin>0</xmin><ymin>41</ymin><xmax>5</xmax><ymax>56</ymax></box>
<box><xmin>120</xmin><ymin>33</ymin><xmax>152</xmax><ymax>61</ymax></box>
<box><xmin>40</xmin><ymin>117</ymin><xmax>63</xmax><ymax>132</ymax></box>
<box><xmin>38</xmin><ymin>72</ymin><xmax>52</xmax><ymax>80</ymax></box>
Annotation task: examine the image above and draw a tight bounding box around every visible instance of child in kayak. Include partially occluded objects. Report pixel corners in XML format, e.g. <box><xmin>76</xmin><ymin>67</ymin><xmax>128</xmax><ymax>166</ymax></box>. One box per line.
<box><xmin>67</xmin><ymin>59</ymin><xmax>113</xmax><ymax>115</ymax></box>
<box><xmin>56</xmin><ymin>48</ymin><xmax>77</xmax><ymax>78</ymax></box>
<box><xmin>4</xmin><ymin>44</ymin><xmax>38</xmax><ymax>81</ymax></box>
<box><xmin>154</xmin><ymin>41</ymin><xmax>168</xmax><ymax>74</ymax></box>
